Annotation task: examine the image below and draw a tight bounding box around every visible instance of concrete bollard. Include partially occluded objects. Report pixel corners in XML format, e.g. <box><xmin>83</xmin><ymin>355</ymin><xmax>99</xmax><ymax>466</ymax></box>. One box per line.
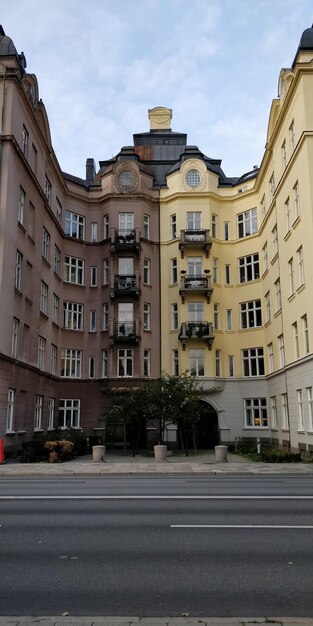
<box><xmin>153</xmin><ymin>444</ymin><xmax>167</xmax><ymax>462</ymax></box>
<box><xmin>92</xmin><ymin>445</ymin><xmax>106</xmax><ymax>463</ymax></box>
<box><xmin>214</xmin><ymin>444</ymin><xmax>228</xmax><ymax>463</ymax></box>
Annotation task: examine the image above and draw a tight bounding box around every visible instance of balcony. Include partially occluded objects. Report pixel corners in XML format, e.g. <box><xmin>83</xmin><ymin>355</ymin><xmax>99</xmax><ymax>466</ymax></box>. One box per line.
<box><xmin>179</xmin><ymin>229</ymin><xmax>212</xmax><ymax>258</ymax></box>
<box><xmin>179</xmin><ymin>274</ymin><xmax>213</xmax><ymax>303</ymax></box>
<box><xmin>110</xmin><ymin>229</ymin><xmax>140</xmax><ymax>256</ymax></box>
<box><xmin>110</xmin><ymin>320</ymin><xmax>140</xmax><ymax>346</ymax></box>
<box><xmin>110</xmin><ymin>274</ymin><xmax>140</xmax><ymax>300</ymax></box>
<box><xmin>179</xmin><ymin>321</ymin><xmax>215</xmax><ymax>350</ymax></box>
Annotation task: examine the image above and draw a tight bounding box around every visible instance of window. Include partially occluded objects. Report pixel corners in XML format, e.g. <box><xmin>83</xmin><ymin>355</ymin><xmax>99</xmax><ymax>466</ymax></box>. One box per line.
<box><xmin>60</xmin><ymin>349</ymin><xmax>82</xmax><ymax>378</ymax></box>
<box><xmin>143</xmin><ymin>258</ymin><xmax>151</xmax><ymax>284</ymax></box>
<box><xmin>225</xmin><ymin>265</ymin><xmax>231</xmax><ymax>285</ymax></box>
<box><xmin>118</xmin><ymin>348</ymin><xmax>133</xmax><ymax>377</ymax></box>
<box><xmin>143</xmin><ymin>214</ymin><xmax>150</xmax><ymax>239</ymax></box>
<box><xmin>90</xmin><ymin>266</ymin><xmax>97</xmax><ymax>287</ymax></box>
<box><xmin>172</xmin><ymin>350</ymin><xmax>179</xmax><ymax>376</ymax></box>
<box><xmin>170</xmin><ymin>214</ymin><xmax>177</xmax><ymax>239</ymax></box>
<box><xmin>224</xmin><ymin>222</ymin><xmax>229</xmax><ymax>241</ymax></box>
<box><xmin>189</xmin><ymin>349</ymin><xmax>204</xmax><ymax>376</ymax></box>
<box><xmin>281</xmin><ymin>140</ymin><xmax>287</xmax><ymax>169</ymax></box>
<box><xmin>288</xmin><ymin>257</ymin><xmax>295</xmax><ymax>296</ymax></box>
<box><xmin>292</xmin><ymin>322</ymin><xmax>299</xmax><ymax>359</ymax></box>
<box><xmin>54</xmin><ymin>245</ymin><xmax>61</xmax><ymax>275</ymax></box>
<box><xmin>59</xmin><ymin>399</ymin><xmax>80</xmax><ymax>428</ymax></box>
<box><xmin>103</xmin><ymin>214</ymin><xmax>109</xmax><ymax>239</ymax></box>
<box><xmin>297</xmin><ymin>389</ymin><xmax>304</xmax><ymax>431</ymax></box>
<box><xmin>212</xmin><ymin>257</ymin><xmax>219</xmax><ymax>284</ymax></box>
<box><xmin>37</xmin><ymin>336</ymin><xmax>46</xmax><ymax>370</ymax></box>
<box><xmin>63</xmin><ymin>301</ymin><xmax>83</xmax><ymax>330</ymax></box>
<box><xmin>226</xmin><ymin>309</ymin><xmax>233</xmax><ymax>331</ymax></box>
<box><xmin>240</xmin><ymin>299</ymin><xmax>262</xmax><ymax>329</ymax></box>
<box><xmin>244</xmin><ymin>398</ymin><xmax>268</xmax><ymax>427</ymax></box>
<box><xmin>186</xmin><ymin>169</ymin><xmax>201</xmax><ymax>188</ymax></box>
<box><xmin>50</xmin><ymin>344</ymin><xmax>57</xmax><ymax>375</ymax></box>
<box><xmin>242</xmin><ymin>347</ymin><xmax>264</xmax><ymax>376</ymax></box>
<box><xmin>278</xmin><ymin>334</ymin><xmax>285</xmax><ymax>367</ymax></box>
<box><xmin>238</xmin><ymin>254</ymin><xmax>259</xmax><ymax>283</ymax></box>
<box><xmin>143</xmin><ymin>303</ymin><xmax>151</xmax><ymax>330</ymax></box>
<box><xmin>103</xmin><ymin>303</ymin><xmax>109</xmax><ymax>330</ymax></box>
<box><xmin>15</xmin><ymin>251</ymin><xmax>22</xmax><ymax>291</ymax></box>
<box><xmin>119</xmin><ymin>212</ymin><xmax>134</xmax><ymax>234</ymax></box>
<box><xmin>285</xmin><ymin>197</ymin><xmax>290</xmax><ymax>231</ymax></box>
<box><xmin>268</xmin><ymin>342</ymin><xmax>274</xmax><ymax>373</ymax></box>
<box><xmin>269</xmin><ymin>172</ymin><xmax>275</xmax><ymax>197</ymax></box>
<box><xmin>102</xmin><ymin>350</ymin><xmax>108</xmax><ymax>377</ymax></box>
<box><xmin>211</xmin><ymin>214</ymin><xmax>217</xmax><ymax>238</ymax></box>
<box><xmin>21</xmin><ymin>125</ymin><xmax>29</xmax><ymax>157</ymax></box>
<box><xmin>213</xmin><ymin>303</ymin><xmax>220</xmax><ymax>329</ymax></box>
<box><xmin>302</xmin><ymin>314</ymin><xmax>309</xmax><ymax>354</ymax></box>
<box><xmin>11</xmin><ymin>317</ymin><xmax>19</xmax><ymax>358</ymax></box>
<box><xmin>272</xmin><ymin>224</ymin><xmax>278</xmax><ymax>257</ymax></box>
<box><xmin>187</xmin><ymin>211</ymin><xmax>201</xmax><ymax>232</ymax></box>
<box><xmin>187</xmin><ymin>256</ymin><xmax>202</xmax><ymax>277</ymax></box>
<box><xmin>90</xmin><ymin>311</ymin><xmax>96</xmax><ymax>332</ymax></box>
<box><xmin>262</xmin><ymin>242</ymin><xmax>269</xmax><ymax>273</ymax></box>
<box><xmin>282</xmin><ymin>393</ymin><xmax>289</xmax><ymax>429</ymax></box>
<box><xmin>270</xmin><ymin>396</ymin><xmax>277</xmax><ymax>429</ymax></box>
<box><xmin>89</xmin><ymin>356</ymin><xmax>96</xmax><ymax>378</ymax></box>
<box><xmin>65</xmin><ymin>211</ymin><xmax>85</xmax><ymax>240</ymax></box>
<box><xmin>171</xmin><ymin>258</ymin><xmax>177</xmax><ymax>284</ymax></box>
<box><xmin>297</xmin><ymin>246</ymin><xmax>305</xmax><ymax>287</ymax></box>
<box><xmin>289</xmin><ymin>119</ymin><xmax>295</xmax><ymax>152</ymax></box>
<box><xmin>52</xmin><ymin>293</ymin><xmax>59</xmax><ymax>325</ymax></box>
<box><xmin>274</xmin><ymin>278</ymin><xmax>281</xmax><ymax>311</ymax></box>
<box><xmin>265</xmin><ymin>291</ymin><xmax>271</xmax><ymax>323</ymax></box>
<box><xmin>32</xmin><ymin>144</ymin><xmax>37</xmax><ymax>175</ymax></box>
<box><xmin>18</xmin><ymin>187</ymin><xmax>25</xmax><ymax>225</ymax></box>
<box><xmin>307</xmin><ymin>387</ymin><xmax>313</xmax><ymax>430</ymax></box>
<box><xmin>48</xmin><ymin>398</ymin><xmax>55</xmax><ymax>430</ymax></box>
<box><xmin>44</xmin><ymin>176</ymin><xmax>51</xmax><ymax>205</ymax></box>
<box><xmin>293</xmin><ymin>181</ymin><xmax>300</xmax><ymax>218</ymax></box>
<box><xmin>260</xmin><ymin>194</ymin><xmax>266</xmax><ymax>218</ymax></box>
<box><xmin>6</xmin><ymin>389</ymin><xmax>15</xmax><ymax>432</ymax></box>
<box><xmin>144</xmin><ymin>349</ymin><xmax>151</xmax><ymax>377</ymax></box>
<box><xmin>228</xmin><ymin>355</ymin><xmax>234</xmax><ymax>377</ymax></box>
<box><xmin>64</xmin><ymin>256</ymin><xmax>84</xmax><ymax>285</ymax></box>
<box><xmin>40</xmin><ymin>281</ymin><xmax>48</xmax><ymax>316</ymax></box>
<box><xmin>171</xmin><ymin>304</ymin><xmax>178</xmax><ymax>330</ymax></box>
<box><xmin>56</xmin><ymin>198</ymin><xmax>62</xmax><ymax>223</ymax></box>
<box><xmin>237</xmin><ymin>208</ymin><xmax>257</xmax><ymax>238</ymax></box>
<box><xmin>215</xmin><ymin>349</ymin><xmax>221</xmax><ymax>376</ymax></box>
<box><xmin>34</xmin><ymin>395</ymin><xmax>43</xmax><ymax>431</ymax></box>
<box><xmin>91</xmin><ymin>222</ymin><xmax>98</xmax><ymax>242</ymax></box>
<box><xmin>103</xmin><ymin>258</ymin><xmax>109</xmax><ymax>284</ymax></box>
<box><xmin>42</xmin><ymin>227</ymin><xmax>50</xmax><ymax>261</ymax></box>
<box><xmin>188</xmin><ymin>302</ymin><xmax>204</xmax><ymax>322</ymax></box>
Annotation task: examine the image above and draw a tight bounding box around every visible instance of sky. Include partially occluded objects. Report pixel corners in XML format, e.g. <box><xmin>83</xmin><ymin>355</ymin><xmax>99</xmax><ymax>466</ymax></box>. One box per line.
<box><xmin>1</xmin><ymin>0</ymin><xmax>313</xmax><ymax>179</ymax></box>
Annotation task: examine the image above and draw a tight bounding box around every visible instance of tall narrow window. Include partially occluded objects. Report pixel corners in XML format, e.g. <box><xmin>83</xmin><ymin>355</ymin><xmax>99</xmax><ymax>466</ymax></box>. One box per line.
<box><xmin>282</xmin><ymin>393</ymin><xmax>289</xmax><ymax>429</ymax></box>
<box><xmin>90</xmin><ymin>311</ymin><xmax>96</xmax><ymax>332</ymax></box>
<box><xmin>143</xmin><ymin>258</ymin><xmax>151</xmax><ymax>284</ymax></box>
<box><xmin>274</xmin><ymin>279</ymin><xmax>281</xmax><ymax>311</ymax></box>
<box><xmin>211</xmin><ymin>214</ymin><xmax>217</xmax><ymax>238</ymax></box>
<box><xmin>302</xmin><ymin>314</ymin><xmax>309</xmax><ymax>354</ymax></box>
<box><xmin>22</xmin><ymin>125</ymin><xmax>29</xmax><ymax>157</ymax></box>
<box><xmin>143</xmin><ymin>349</ymin><xmax>151</xmax><ymax>377</ymax></box>
<box><xmin>289</xmin><ymin>120</ymin><xmax>295</xmax><ymax>152</ymax></box>
<box><xmin>226</xmin><ymin>309</ymin><xmax>233</xmax><ymax>331</ymax></box>
<box><xmin>265</xmin><ymin>291</ymin><xmax>271</xmax><ymax>323</ymax></box>
<box><xmin>268</xmin><ymin>342</ymin><xmax>274</xmax><ymax>373</ymax></box>
<box><xmin>54</xmin><ymin>245</ymin><xmax>61</xmax><ymax>276</ymax></box>
<box><xmin>228</xmin><ymin>355</ymin><xmax>234</xmax><ymax>377</ymax></box>
<box><xmin>15</xmin><ymin>251</ymin><xmax>22</xmax><ymax>291</ymax></box>
<box><xmin>48</xmin><ymin>398</ymin><xmax>55</xmax><ymax>430</ymax></box>
<box><xmin>143</xmin><ymin>214</ymin><xmax>150</xmax><ymax>239</ymax></box>
<box><xmin>293</xmin><ymin>181</ymin><xmax>300</xmax><ymax>218</ymax></box>
<box><xmin>297</xmin><ymin>246</ymin><xmax>305</xmax><ymax>287</ymax></box>
<box><xmin>269</xmin><ymin>172</ymin><xmax>275</xmax><ymax>197</ymax></box>
<box><xmin>171</xmin><ymin>304</ymin><xmax>178</xmax><ymax>330</ymax></box>
<box><xmin>278</xmin><ymin>334</ymin><xmax>285</xmax><ymax>367</ymax></box>
<box><xmin>103</xmin><ymin>303</ymin><xmax>109</xmax><ymax>330</ymax></box>
<box><xmin>213</xmin><ymin>304</ymin><xmax>220</xmax><ymax>329</ymax></box>
<box><xmin>52</xmin><ymin>293</ymin><xmax>59</xmax><ymax>325</ymax></box>
<box><xmin>103</xmin><ymin>214</ymin><xmax>109</xmax><ymax>239</ymax></box>
<box><xmin>297</xmin><ymin>389</ymin><xmax>304</xmax><ymax>431</ymax></box>
<box><xmin>225</xmin><ymin>265</ymin><xmax>231</xmax><ymax>285</ymax></box>
<box><xmin>260</xmin><ymin>194</ymin><xmax>266</xmax><ymax>218</ymax></box>
<box><xmin>18</xmin><ymin>187</ymin><xmax>25</xmax><ymax>225</ymax></box>
<box><xmin>262</xmin><ymin>242</ymin><xmax>269</xmax><ymax>273</ymax></box>
<box><xmin>215</xmin><ymin>349</ymin><xmax>221</xmax><ymax>376</ymax></box>
<box><xmin>281</xmin><ymin>140</ymin><xmax>287</xmax><ymax>169</ymax></box>
<box><xmin>285</xmin><ymin>197</ymin><xmax>290</xmax><ymax>232</ymax></box>
<box><xmin>44</xmin><ymin>176</ymin><xmax>52</xmax><ymax>206</ymax></box>
<box><xmin>103</xmin><ymin>258</ymin><xmax>109</xmax><ymax>284</ymax></box>
<box><xmin>91</xmin><ymin>222</ymin><xmax>98</xmax><ymax>242</ymax></box>
<box><xmin>50</xmin><ymin>344</ymin><xmax>57</xmax><ymax>375</ymax></box>
<box><xmin>270</xmin><ymin>396</ymin><xmax>277</xmax><ymax>429</ymax></box>
<box><xmin>143</xmin><ymin>303</ymin><xmax>151</xmax><ymax>330</ymax></box>
<box><xmin>224</xmin><ymin>222</ymin><xmax>229</xmax><ymax>241</ymax></box>
<box><xmin>172</xmin><ymin>350</ymin><xmax>179</xmax><ymax>376</ymax></box>
<box><xmin>288</xmin><ymin>257</ymin><xmax>295</xmax><ymax>296</ymax></box>
<box><xmin>56</xmin><ymin>198</ymin><xmax>62</xmax><ymax>223</ymax></box>
<box><xmin>40</xmin><ymin>281</ymin><xmax>48</xmax><ymax>315</ymax></box>
<box><xmin>42</xmin><ymin>227</ymin><xmax>50</xmax><ymax>261</ymax></box>
<box><xmin>292</xmin><ymin>322</ymin><xmax>299</xmax><ymax>359</ymax></box>
<box><xmin>34</xmin><ymin>395</ymin><xmax>43</xmax><ymax>431</ymax></box>
<box><xmin>6</xmin><ymin>389</ymin><xmax>15</xmax><ymax>433</ymax></box>
<box><xmin>89</xmin><ymin>356</ymin><xmax>96</xmax><ymax>378</ymax></box>
<box><xmin>102</xmin><ymin>350</ymin><xmax>108</xmax><ymax>377</ymax></box>
<box><xmin>212</xmin><ymin>258</ymin><xmax>219</xmax><ymax>284</ymax></box>
<box><xmin>307</xmin><ymin>387</ymin><xmax>313</xmax><ymax>431</ymax></box>
<box><xmin>11</xmin><ymin>317</ymin><xmax>19</xmax><ymax>358</ymax></box>
<box><xmin>272</xmin><ymin>224</ymin><xmax>278</xmax><ymax>257</ymax></box>
<box><xmin>170</xmin><ymin>258</ymin><xmax>177</xmax><ymax>284</ymax></box>
<box><xmin>37</xmin><ymin>336</ymin><xmax>46</xmax><ymax>370</ymax></box>
<box><xmin>90</xmin><ymin>266</ymin><xmax>97</xmax><ymax>287</ymax></box>
<box><xmin>170</xmin><ymin>214</ymin><xmax>177</xmax><ymax>239</ymax></box>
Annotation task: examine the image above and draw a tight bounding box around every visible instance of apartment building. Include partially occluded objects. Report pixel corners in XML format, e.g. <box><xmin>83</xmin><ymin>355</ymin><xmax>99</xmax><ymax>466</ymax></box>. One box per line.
<box><xmin>1</xmin><ymin>25</ymin><xmax>313</xmax><ymax>455</ymax></box>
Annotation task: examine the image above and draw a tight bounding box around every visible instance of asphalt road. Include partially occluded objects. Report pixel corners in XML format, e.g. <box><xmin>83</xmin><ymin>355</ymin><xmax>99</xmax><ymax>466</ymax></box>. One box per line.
<box><xmin>1</xmin><ymin>475</ymin><xmax>313</xmax><ymax>617</ymax></box>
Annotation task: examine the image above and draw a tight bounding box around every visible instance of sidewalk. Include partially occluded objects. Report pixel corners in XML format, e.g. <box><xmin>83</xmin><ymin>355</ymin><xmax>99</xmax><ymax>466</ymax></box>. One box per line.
<box><xmin>1</xmin><ymin>450</ymin><xmax>313</xmax><ymax>475</ymax></box>
<box><xmin>2</xmin><ymin>616</ymin><xmax>313</xmax><ymax>625</ymax></box>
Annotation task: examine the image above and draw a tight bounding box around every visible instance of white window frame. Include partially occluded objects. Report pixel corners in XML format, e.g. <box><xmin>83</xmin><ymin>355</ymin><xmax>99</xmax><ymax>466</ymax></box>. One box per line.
<box><xmin>289</xmin><ymin>120</ymin><xmax>295</xmax><ymax>152</ymax></box>
<box><xmin>262</xmin><ymin>242</ymin><xmax>269</xmax><ymax>273</ymax></box>
<box><xmin>170</xmin><ymin>214</ymin><xmax>177</xmax><ymax>239</ymax></box>
<box><xmin>242</xmin><ymin>347</ymin><xmax>264</xmax><ymax>377</ymax></box>
<box><xmin>143</xmin><ymin>214</ymin><xmax>150</xmax><ymax>239</ymax></box>
<box><xmin>225</xmin><ymin>264</ymin><xmax>231</xmax><ymax>285</ymax></box>
<box><xmin>90</xmin><ymin>310</ymin><xmax>96</xmax><ymax>332</ymax></box>
<box><xmin>281</xmin><ymin>140</ymin><xmax>287</xmax><ymax>169</ymax></box>
<box><xmin>6</xmin><ymin>389</ymin><xmax>15</xmax><ymax>433</ymax></box>
<box><xmin>237</xmin><ymin>208</ymin><xmax>257</xmax><ymax>238</ymax></box>
<box><xmin>238</xmin><ymin>254</ymin><xmax>259</xmax><ymax>283</ymax></box>
<box><xmin>212</xmin><ymin>257</ymin><xmax>219</xmax><ymax>284</ymax></box>
<box><xmin>103</xmin><ymin>214</ymin><xmax>109</xmax><ymax>239</ymax></box>
<box><xmin>213</xmin><ymin>303</ymin><xmax>220</xmax><ymax>329</ymax></box>
<box><xmin>211</xmin><ymin>214</ymin><xmax>217</xmax><ymax>238</ymax></box>
<box><xmin>18</xmin><ymin>187</ymin><xmax>25</xmax><ymax>225</ymax></box>
<box><xmin>244</xmin><ymin>398</ymin><xmax>268</xmax><ymax>428</ymax></box>
<box><xmin>143</xmin><ymin>258</ymin><xmax>151</xmax><ymax>284</ymax></box>
<box><xmin>270</xmin><ymin>396</ymin><xmax>277</xmax><ymax>429</ymax></box>
<box><xmin>143</xmin><ymin>303</ymin><xmax>151</xmax><ymax>331</ymax></box>
<box><xmin>63</xmin><ymin>301</ymin><xmax>83</xmax><ymax>331</ymax></box>
<box><xmin>226</xmin><ymin>309</ymin><xmax>233</xmax><ymax>331</ymax></box>
<box><xmin>265</xmin><ymin>291</ymin><xmax>271</xmax><ymax>323</ymax></box>
<box><xmin>91</xmin><ymin>222</ymin><xmax>98</xmax><ymax>242</ymax></box>
<box><xmin>61</xmin><ymin>349</ymin><xmax>82</xmax><ymax>378</ymax></box>
<box><xmin>22</xmin><ymin>125</ymin><xmax>29</xmax><ymax>157</ymax></box>
<box><xmin>89</xmin><ymin>356</ymin><xmax>96</xmax><ymax>378</ymax></box>
<box><xmin>34</xmin><ymin>395</ymin><xmax>43</xmax><ymax>431</ymax></box>
<box><xmin>56</xmin><ymin>198</ymin><xmax>62</xmax><ymax>223</ymax></box>
<box><xmin>54</xmin><ymin>245</ymin><xmax>61</xmax><ymax>275</ymax></box>
<box><xmin>285</xmin><ymin>197</ymin><xmax>290</xmax><ymax>232</ymax></box>
<box><xmin>172</xmin><ymin>349</ymin><xmax>179</xmax><ymax>376</ymax></box>
<box><xmin>228</xmin><ymin>355</ymin><xmax>234</xmax><ymax>377</ymax></box>
<box><xmin>282</xmin><ymin>393</ymin><xmax>289</xmax><ymax>429</ymax></box>
<box><xmin>297</xmin><ymin>389</ymin><xmax>304</xmax><ymax>431</ymax></box>
<box><xmin>103</xmin><ymin>258</ymin><xmax>109</xmax><ymax>285</ymax></box>
<box><xmin>52</xmin><ymin>293</ymin><xmax>59</xmax><ymax>325</ymax></box>
<box><xmin>40</xmin><ymin>281</ymin><xmax>48</xmax><ymax>316</ymax></box>
<box><xmin>278</xmin><ymin>334</ymin><xmax>285</xmax><ymax>367</ymax></box>
<box><xmin>268</xmin><ymin>342</ymin><xmax>274</xmax><ymax>373</ymax></box>
<box><xmin>240</xmin><ymin>300</ymin><xmax>262</xmax><ymax>329</ymax></box>
<box><xmin>215</xmin><ymin>349</ymin><xmax>221</xmax><ymax>377</ymax></box>
<box><xmin>48</xmin><ymin>398</ymin><xmax>55</xmax><ymax>430</ymax></box>
<box><xmin>102</xmin><ymin>350</ymin><xmax>108</xmax><ymax>377</ymax></box>
<box><xmin>103</xmin><ymin>303</ymin><xmax>109</xmax><ymax>330</ymax></box>
<box><xmin>90</xmin><ymin>266</ymin><xmax>97</xmax><ymax>287</ymax></box>
<box><xmin>274</xmin><ymin>279</ymin><xmax>281</xmax><ymax>311</ymax></box>
<box><xmin>143</xmin><ymin>349</ymin><xmax>151</xmax><ymax>377</ymax></box>
<box><xmin>171</xmin><ymin>303</ymin><xmax>178</xmax><ymax>330</ymax></box>
<box><xmin>15</xmin><ymin>251</ymin><xmax>22</xmax><ymax>291</ymax></box>
<box><xmin>292</xmin><ymin>321</ymin><xmax>299</xmax><ymax>359</ymax></box>
<box><xmin>272</xmin><ymin>224</ymin><xmax>278</xmax><ymax>257</ymax></box>
<box><xmin>65</xmin><ymin>211</ymin><xmax>85</xmax><ymax>240</ymax></box>
<box><xmin>50</xmin><ymin>344</ymin><xmax>57</xmax><ymax>376</ymax></box>
<box><xmin>59</xmin><ymin>399</ymin><xmax>81</xmax><ymax>429</ymax></box>
<box><xmin>293</xmin><ymin>181</ymin><xmax>300</xmax><ymax>218</ymax></box>
<box><xmin>44</xmin><ymin>176</ymin><xmax>51</xmax><ymax>206</ymax></box>
<box><xmin>117</xmin><ymin>348</ymin><xmax>133</xmax><ymax>377</ymax></box>
<box><xmin>307</xmin><ymin>387</ymin><xmax>313</xmax><ymax>431</ymax></box>
<box><xmin>64</xmin><ymin>256</ymin><xmax>84</xmax><ymax>285</ymax></box>
<box><xmin>37</xmin><ymin>335</ymin><xmax>46</xmax><ymax>370</ymax></box>
<box><xmin>11</xmin><ymin>317</ymin><xmax>19</xmax><ymax>358</ymax></box>
<box><xmin>188</xmin><ymin>302</ymin><xmax>204</xmax><ymax>322</ymax></box>
<box><xmin>224</xmin><ymin>221</ymin><xmax>229</xmax><ymax>241</ymax></box>
<box><xmin>170</xmin><ymin>258</ymin><xmax>177</xmax><ymax>284</ymax></box>
<box><xmin>42</xmin><ymin>227</ymin><xmax>50</xmax><ymax>261</ymax></box>
<box><xmin>302</xmin><ymin>314</ymin><xmax>309</xmax><ymax>354</ymax></box>
<box><xmin>288</xmin><ymin>257</ymin><xmax>295</xmax><ymax>296</ymax></box>
<box><xmin>189</xmin><ymin>349</ymin><xmax>205</xmax><ymax>377</ymax></box>
<box><xmin>297</xmin><ymin>246</ymin><xmax>305</xmax><ymax>287</ymax></box>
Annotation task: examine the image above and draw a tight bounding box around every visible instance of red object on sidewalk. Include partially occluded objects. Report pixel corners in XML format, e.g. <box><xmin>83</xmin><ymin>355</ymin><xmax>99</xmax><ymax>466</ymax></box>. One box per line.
<box><xmin>0</xmin><ymin>439</ymin><xmax>4</xmax><ymax>464</ymax></box>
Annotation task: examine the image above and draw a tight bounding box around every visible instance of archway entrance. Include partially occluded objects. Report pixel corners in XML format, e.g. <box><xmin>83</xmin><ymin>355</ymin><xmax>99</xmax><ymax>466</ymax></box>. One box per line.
<box><xmin>179</xmin><ymin>400</ymin><xmax>219</xmax><ymax>450</ymax></box>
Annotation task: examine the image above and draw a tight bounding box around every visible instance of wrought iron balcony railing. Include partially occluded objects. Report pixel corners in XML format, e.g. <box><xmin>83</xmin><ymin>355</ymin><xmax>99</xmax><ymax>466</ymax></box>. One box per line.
<box><xmin>110</xmin><ymin>228</ymin><xmax>140</xmax><ymax>255</ymax></box>
<box><xmin>179</xmin><ymin>229</ymin><xmax>212</xmax><ymax>258</ymax></box>
<box><xmin>179</xmin><ymin>274</ymin><xmax>213</xmax><ymax>303</ymax></box>
<box><xmin>110</xmin><ymin>274</ymin><xmax>140</xmax><ymax>299</ymax></box>
<box><xmin>110</xmin><ymin>320</ymin><xmax>140</xmax><ymax>345</ymax></box>
<box><xmin>179</xmin><ymin>321</ymin><xmax>215</xmax><ymax>350</ymax></box>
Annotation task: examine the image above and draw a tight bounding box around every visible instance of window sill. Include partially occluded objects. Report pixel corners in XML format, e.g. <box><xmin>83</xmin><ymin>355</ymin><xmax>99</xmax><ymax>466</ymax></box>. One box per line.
<box><xmin>40</xmin><ymin>311</ymin><xmax>49</xmax><ymax>321</ymax></box>
<box><xmin>42</xmin><ymin>257</ymin><xmax>51</xmax><ymax>269</ymax></box>
<box><xmin>284</xmin><ymin>229</ymin><xmax>292</xmax><ymax>242</ymax></box>
<box><xmin>243</xmin><ymin>427</ymin><xmax>269</xmax><ymax>430</ymax></box>
<box><xmin>281</xmin><ymin>428</ymin><xmax>289</xmax><ymax>432</ymax></box>
<box><xmin>34</xmin><ymin>429</ymin><xmax>44</xmax><ymax>433</ymax></box>
<box><xmin>52</xmin><ymin>321</ymin><xmax>60</xmax><ymax>329</ymax></box>
<box><xmin>288</xmin><ymin>293</ymin><xmax>296</xmax><ymax>302</ymax></box>
<box><xmin>292</xmin><ymin>216</ymin><xmax>301</xmax><ymax>229</ymax></box>
<box><xmin>262</xmin><ymin>269</ymin><xmax>269</xmax><ymax>279</ymax></box>
<box><xmin>274</xmin><ymin>309</ymin><xmax>282</xmax><ymax>318</ymax></box>
<box><xmin>18</xmin><ymin>221</ymin><xmax>26</xmax><ymax>233</ymax></box>
<box><xmin>14</xmin><ymin>287</ymin><xmax>23</xmax><ymax>297</ymax></box>
<box><xmin>28</xmin><ymin>234</ymin><xmax>35</xmax><ymax>245</ymax></box>
<box><xmin>17</xmin><ymin>430</ymin><xmax>26</xmax><ymax>434</ymax></box>
<box><xmin>270</xmin><ymin>252</ymin><xmax>279</xmax><ymax>265</ymax></box>
<box><xmin>54</xmin><ymin>271</ymin><xmax>61</xmax><ymax>282</ymax></box>
<box><xmin>5</xmin><ymin>431</ymin><xmax>16</xmax><ymax>435</ymax></box>
<box><xmin>264</xmin><ymin>320</ymin><xmax>271</xmax><ymax>327</ymax></box>
<box><xmin>297</xmin><ymin>430</ymin><xmax>306</xmax><ymax>434</ymax></box>
<box><xmin>296</xmin><ymin>283</ymin><xmax>305</xmax><ymax>294</ymax></box>
<box><xmin>25</xmin><ymin>296</ymin><xmax>33</xmax><ymax>305</ymax></box>
<box><xmin>271</xmin><ymin>428</ymin><xmax>279</xmax><ymax>432</ymax></box>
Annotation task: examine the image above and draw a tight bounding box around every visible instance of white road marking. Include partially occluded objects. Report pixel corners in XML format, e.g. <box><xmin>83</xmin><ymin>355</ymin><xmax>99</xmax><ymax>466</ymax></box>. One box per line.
<box><xmin>170</xmin><ymin>524</ymin><xmax>313</xmax><ymax>529</ymax></box>
<box><xmin>1</xmin><ymin>494</ymin><xmax>313</xmax><ymax>500</ymax></box>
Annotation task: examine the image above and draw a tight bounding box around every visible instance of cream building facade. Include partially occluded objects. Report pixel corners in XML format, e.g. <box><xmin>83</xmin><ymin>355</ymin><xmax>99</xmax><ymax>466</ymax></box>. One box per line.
<box><xmin>1</xmin><ymin>24</ymin><xmax>313</xmax><ymax>455</ymax></box>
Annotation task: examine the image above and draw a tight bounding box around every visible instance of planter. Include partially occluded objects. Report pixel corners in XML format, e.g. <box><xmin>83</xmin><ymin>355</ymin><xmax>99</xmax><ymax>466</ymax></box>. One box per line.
<box><xmin>92</xmin><ymin>445</ymin><xmax>106</xmax><ymax>463</ymax></box>
<box><xmin>214</xmin><ymin>444</ymin><xmax>228</xmax><ymax>463</ymax></box>
<box><xmin>153</xmin><ymin>444</ymin><xmax>167</xmax><ymax>462</ymax></box>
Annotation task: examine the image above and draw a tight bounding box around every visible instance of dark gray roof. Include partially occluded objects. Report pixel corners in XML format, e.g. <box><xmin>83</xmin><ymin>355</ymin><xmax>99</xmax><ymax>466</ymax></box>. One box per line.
<box><xmin>0</xmin><ymin>26</ymin><xmax>18</xmax><ymax>56</ymax></box>
<box><xmin>292</xmin><ymin>25</ymin><xmax>313</xmax><ymax>67</ymax></box>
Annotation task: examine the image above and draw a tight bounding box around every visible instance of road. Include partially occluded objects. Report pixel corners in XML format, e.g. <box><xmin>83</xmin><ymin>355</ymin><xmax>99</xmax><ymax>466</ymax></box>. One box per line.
<box><xmin>1</xmin><ymin>475</ymin><xmax>313</xmax><ymax>617</ymax></box>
